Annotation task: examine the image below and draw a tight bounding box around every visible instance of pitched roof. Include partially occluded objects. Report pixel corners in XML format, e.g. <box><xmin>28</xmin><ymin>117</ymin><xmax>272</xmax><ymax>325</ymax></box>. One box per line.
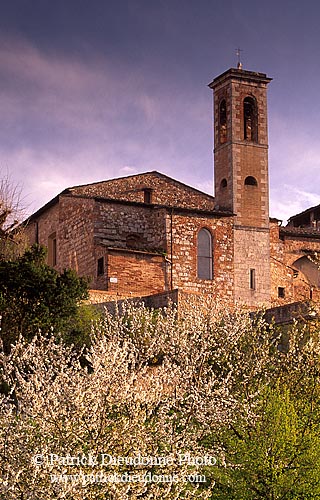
<box><xmin>280</xmin><ymin>226</ymin><xmax>320</xmax><ymax>239</ymax></box>
<box><xmin>65</xmin><ymin>171</ymin><xmax>215</xmax><ymax>210</ymax></box>
<box><xmin>288</xmin><ymin>202</ymin><xmax>320</xmax><ymax>222</ymax></box>
<box><xmin>67</xmin><ymin>171</ymin><xmax>210</xmax><ymax>196</ymax></box>
<box><xmin>26</xmin><ymin>171</ymin><xmax>229</xmax><ymax>221</ymax></box>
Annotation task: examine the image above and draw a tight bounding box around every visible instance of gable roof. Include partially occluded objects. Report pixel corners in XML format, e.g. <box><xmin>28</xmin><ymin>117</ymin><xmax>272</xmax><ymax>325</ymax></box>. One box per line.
<box><xmin>65</xmin><ymin>171</ymin><xmax>215</xmax><ymax>210</ymax></box>
<box><xmin>288</xmin><ymin>202</ymin><xmax>320</xmax><ymax>224</ymax></box>
<box><xmin>27</xmin><ymin>171</ymin><xmax>219</xmax><ymax>222</ymax></box>
<box><xmin>66</xmin><ymin>171</ymin><xmax>209</xmax><ymax>196</ymax></box>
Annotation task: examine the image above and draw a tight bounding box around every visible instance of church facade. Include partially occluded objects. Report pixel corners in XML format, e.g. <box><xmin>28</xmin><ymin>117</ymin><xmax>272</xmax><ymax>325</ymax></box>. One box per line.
<box><xmin>25</xmin><ymin>67</ymin><xmax>320</xmax><ymax>309</ymax></box>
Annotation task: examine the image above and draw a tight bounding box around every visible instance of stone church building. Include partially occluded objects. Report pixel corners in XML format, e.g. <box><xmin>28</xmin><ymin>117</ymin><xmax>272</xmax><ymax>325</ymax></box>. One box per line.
<box><xmin>25</xmin><ymin>66</ymin><xmax>320</xmax><ymax>309</ymax></box>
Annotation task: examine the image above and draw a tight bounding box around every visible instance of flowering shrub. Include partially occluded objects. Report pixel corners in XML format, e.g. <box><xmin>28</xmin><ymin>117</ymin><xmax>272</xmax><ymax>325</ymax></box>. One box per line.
<box><xmin>0</xmin><ymin>299</ymin><xmax>320</xmax><ymax>499</ymax></box>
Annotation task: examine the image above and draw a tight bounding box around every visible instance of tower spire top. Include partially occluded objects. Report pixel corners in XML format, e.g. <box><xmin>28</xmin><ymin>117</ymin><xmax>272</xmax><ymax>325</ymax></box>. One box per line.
<box><xmin>236</xmin><ymin>47</ymin><xmax>243</xmax><ymax>69</ymax></box>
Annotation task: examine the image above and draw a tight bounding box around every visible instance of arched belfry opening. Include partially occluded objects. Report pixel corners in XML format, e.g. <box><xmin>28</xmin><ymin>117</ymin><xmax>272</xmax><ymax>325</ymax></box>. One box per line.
<box><xmin>244</xmin><ymin>176</ymin><xmax>258</xmax><ymax>186</ymax></box>
<box><xmin>219</xmin><ymin>99</ymin><xmax>227</xmax><ymax>144</ymax></box>
<box><xmin>243</xmin><ymin>96</ymin><xmax>258</xmax><ymax>142</ymax></box>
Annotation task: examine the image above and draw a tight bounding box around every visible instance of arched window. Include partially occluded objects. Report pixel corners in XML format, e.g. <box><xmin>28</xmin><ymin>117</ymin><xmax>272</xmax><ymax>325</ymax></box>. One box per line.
<box><xmin>197</xmin><ymin>228</ymin><xmax>213</xmax><ymax>280</ymax></box>
<box><xmin>244</xmin><ymin>176</ymin><xmax>258</xmax><ymax>186</ymax></box>
<box><xmin>220</xmin><ymin>178</ymin><xmax>227</xmax><ymax>188</ymax></box>
<box><xmin>243</xmin><ymin>96</ymin><xmax>258</xmax><ymax>142</ymax></box>
<box><xmin>219</xmin><ymin>99</ymin><xmax>227</xmax><ymax>144</ymax></box>
<box><xmin>293</xmin><ymin>256</ymin><xmax>320</xmax><ymax>287</ymax></box>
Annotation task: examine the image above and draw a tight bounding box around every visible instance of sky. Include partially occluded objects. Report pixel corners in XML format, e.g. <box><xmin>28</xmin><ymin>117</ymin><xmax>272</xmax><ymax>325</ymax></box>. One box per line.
<box><xmin>1</xmin><ymin>0</ymin><xmax>320</xmax><ymax>223</ymax></box>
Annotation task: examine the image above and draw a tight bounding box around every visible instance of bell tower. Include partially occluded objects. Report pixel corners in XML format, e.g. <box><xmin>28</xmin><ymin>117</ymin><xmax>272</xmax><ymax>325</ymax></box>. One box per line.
<box><xmin>209</xmin><ymin>67</ymin><xmax>272</xmax><ymax>306</ymax></box>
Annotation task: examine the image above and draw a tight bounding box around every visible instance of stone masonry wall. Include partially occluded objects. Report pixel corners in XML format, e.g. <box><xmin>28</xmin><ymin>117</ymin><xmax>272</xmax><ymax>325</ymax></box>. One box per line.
<box><xmin>25</xmin><ymin>203</ymin><xmax>59</xmax><ymax>253</ymax></box>
<box><xmin>27</xmin><ymin>181</ymin><xmax>320</xmax><ymax>309</ymax></box>
<box><xmin>93</xmin><ymin>201</ymin><xmax>167</xmax><ymax>253</ymax></box>
<box><xmin>67</xmin><ymin>172</ymin><xmax>216</xmax><ymax>211</ymax></box>
<box><xmin>26</xmin><ymin>195</ymin><xmax>235</xmax><ymax>301</ymax></box>
<box><xmin>57</xmin><ymin>196</ymin><xmax>96</xmax><ymax>281</ymax></box>
<box><xmin>233</xmin><ymin>226</ymin><xmax>270</xmax><ymax>307</ymax></box>
<box><xmin>270</xmin><ymin>221</ymin><xmax>296</xmax><ymax>306</ymax></box>
<box><xmin>167</xmin><ymin>212</ymin><xmax>234</xmax><ymax>301</ymax></box>
<box><xmin>25</xmin><ymin>196</ymin><xmax>96</xmax><ymax>284</ymax></box>
<box><xmin>92</xmin><ymin>200</ymin><xmax>168</xmax><ymax>292</ymax></box>
<box><xmin>270</xmin><ymin>221</ymin><xmax>320</xmax><ymax>305</ymax></box>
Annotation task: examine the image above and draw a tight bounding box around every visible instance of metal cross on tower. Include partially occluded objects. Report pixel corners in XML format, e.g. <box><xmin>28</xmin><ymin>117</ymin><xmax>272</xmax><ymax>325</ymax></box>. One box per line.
<box><xmin>235</xmin><ymin>47</ymin><xmax>243</xmax><ymax>69</ymax></box>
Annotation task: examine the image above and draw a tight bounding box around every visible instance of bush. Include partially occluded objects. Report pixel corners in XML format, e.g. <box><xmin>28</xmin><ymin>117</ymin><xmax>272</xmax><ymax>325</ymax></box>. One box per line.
<box><xmin>1</xmin><ymin>298</ymin><xmax>320</xmax><ymax>499</ymax></box>
<box><xmin>0</xmin><ymin>244</ymin><xmax>89</xmax><ymax>352</ymax></box>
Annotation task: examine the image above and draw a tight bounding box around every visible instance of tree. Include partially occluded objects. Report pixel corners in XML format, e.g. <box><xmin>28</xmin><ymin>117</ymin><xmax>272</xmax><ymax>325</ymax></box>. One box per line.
<box><xmin>0</xmin><ymin>244</ymin><xmax>89</xmax><ymax>352</ymax></box>
<box><xmin>209</xmin><ymin>318</ymin><xmax>320</xmax><ymax>499</ymax></box>
<box><xmin>0</xmin><ymin>298</ymin><xmax>320</xmax><ymax>499</ymax></box>
<box><xmin>0</xmin><ymin>301</ymin><xmax>222</xmax><ymax>499</ymax></box>
<box><xmin>210</xmin><ymin>383</ymin><xmax>320</xmax><ymax>498</ymax></box>
<box><xmin>0</xmin><ymin>171</ymin><xmax>27</xmax><ymax>260</ymax></box>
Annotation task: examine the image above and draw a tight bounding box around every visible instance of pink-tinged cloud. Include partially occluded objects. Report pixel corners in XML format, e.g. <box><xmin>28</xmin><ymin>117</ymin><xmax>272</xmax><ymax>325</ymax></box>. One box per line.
<box><xmin>0</xmin><ymin>36</ymin><xmax>214</xmax><ymax>215</ymax></box>
<box><xmin>0</xmin><ymin>35</ymin><xmax>319</xmax><ymax>222</ymax></box>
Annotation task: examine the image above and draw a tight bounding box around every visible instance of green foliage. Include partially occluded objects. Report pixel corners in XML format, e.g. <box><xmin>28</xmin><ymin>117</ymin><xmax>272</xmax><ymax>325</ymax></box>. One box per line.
<box><xmin>209</xmin><ymin>320</ymin><xmax>320</xmax><ymax>500</ymax></box>
<box><xmin>0</xmin><ymin>244</ymin><xmax>89</xmax><ymax>351</ymax></box>
<box><xmin>1</xmin><ymin>296</ymin><xmax>320</xmax><ymax>498</ymax></box>
<box><xmin>63</xmin><ymin>303</ymin><xmax>102</xmax><ymax>349</ymax></box>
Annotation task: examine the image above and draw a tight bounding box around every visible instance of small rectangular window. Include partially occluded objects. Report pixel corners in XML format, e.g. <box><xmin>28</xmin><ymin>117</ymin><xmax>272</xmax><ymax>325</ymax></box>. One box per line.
<box><xmin>48</xmin><ymin>232</ymin><xmax>57</xmax><ymax>267</ymax></box>
<box><xmin>97</xmin><ymin>257</ymin><xmax>104</xmax><ymax>276</ymax></box>
<box><xmin>52</xmin><ymin>238</ymin><xmax>57</xmax><ymax>266</ymax></box>
<box><xmin>144</xmin><ymin>189</ymin><xmax>152</xmax><ymax>204</ymax></box>
<box><xmin>278</xmin><ymin>287</ymin><xmax>285</xmax><ymax>298</ymax></box>
<box><xmin>250</xmin><ymin>269</ymin><xmax>256</xmax><ymax>290</ymax></box>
